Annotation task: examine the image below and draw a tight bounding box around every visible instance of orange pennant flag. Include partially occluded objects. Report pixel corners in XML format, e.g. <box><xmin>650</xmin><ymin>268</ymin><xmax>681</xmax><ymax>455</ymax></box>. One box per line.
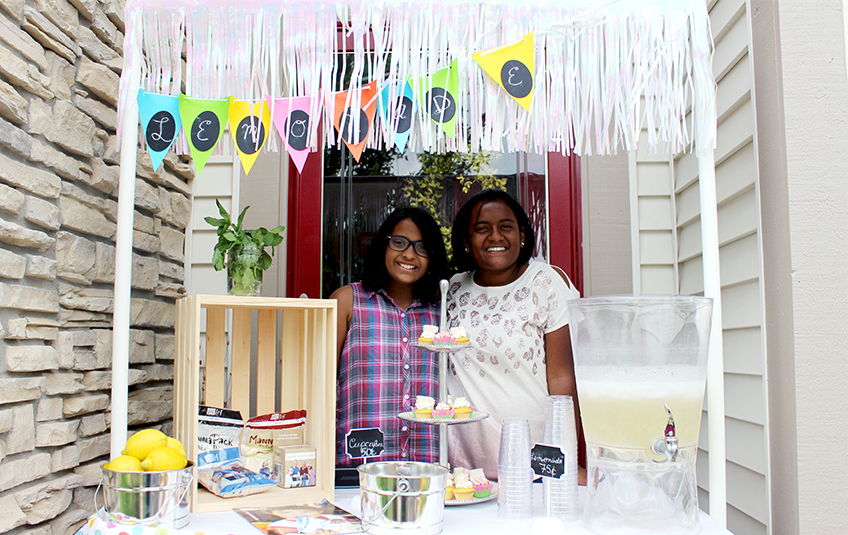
<box><xmin>333</xmin><ymin>81</ymin><xmax>378</xmax><ymax>162</ymax></box>
<box><xmin>228</xmin><ymin>97</ymin><xmax>271</xmax><ymax>175</ymax></box>
<box><xmin>472</xmin><ymin>33</ymin><xmax>535</xmax><ymax>111</ymax></box>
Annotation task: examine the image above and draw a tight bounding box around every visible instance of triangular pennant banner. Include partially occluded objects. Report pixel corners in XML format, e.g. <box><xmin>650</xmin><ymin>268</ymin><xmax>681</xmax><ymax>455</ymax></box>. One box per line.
<box><xmin>137</xmin><ymin>90</ymin><xmax>181</xmax><ymax>171</ymax></box>
<box><xmin>414</xmin><ymin>59</ymin><xmax>460</xmax><ymax>138</ymax></box>
<box><xmin>378</xmin><ymin>81</ymin><xmax>415</xmax><ymax>152</ymax></box>
<box><xmin>333</xmin><ymin>81</ymin><xmax>378</xmax><ymax>162</ymax></box>
<box><xmin>228</xmin><ymin>97</ymin><xmax>271</xmax><ymax>175</ymax></box>
<box><xmin>179</xmin><ymin>95</ymin><xmax>230</xmax><ymax>175</ymax></box>
<box><xmin>472</xmin><ymin>33</ymin><xmax>535</xmax><ymax>111</ymax></box>
<box><xmin>268</xmin><ymin>95</ymin><xmax>316</xmax><ymax>174</ymax></box>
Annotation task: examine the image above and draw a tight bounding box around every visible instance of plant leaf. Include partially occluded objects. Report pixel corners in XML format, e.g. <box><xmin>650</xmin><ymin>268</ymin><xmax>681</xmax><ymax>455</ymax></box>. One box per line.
<box><xmin>204</xmin><ymin>216</ymin><xmax>226</xmax><ymax>228</ymax></box>
<box><xmin>236</xmin><ymin>205</ymin><xmax>250</xmax><ymax>232</ymax></box>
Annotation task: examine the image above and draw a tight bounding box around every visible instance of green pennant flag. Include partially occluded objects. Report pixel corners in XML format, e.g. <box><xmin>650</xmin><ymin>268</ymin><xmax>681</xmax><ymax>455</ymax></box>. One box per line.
<box><xmin>414</xmin><ymin>59</ymin><xmax>460</xmax><ymax>139</ymax></box>
<box><xmin>179</xmin><ymin>95</ymin><xmax>231</xmax><ymax>175</ymax></box>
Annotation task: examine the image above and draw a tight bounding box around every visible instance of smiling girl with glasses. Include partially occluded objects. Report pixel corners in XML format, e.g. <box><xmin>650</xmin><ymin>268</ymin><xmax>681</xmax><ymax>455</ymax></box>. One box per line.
<box><xmin>331</xmin><ymin>206</ymin><xmax>448</xmax><ymax>468</ymax></box>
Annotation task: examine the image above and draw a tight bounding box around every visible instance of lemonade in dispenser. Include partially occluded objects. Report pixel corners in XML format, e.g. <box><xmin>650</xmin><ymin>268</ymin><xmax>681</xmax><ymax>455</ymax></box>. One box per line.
<box><xmin>567</xmin><ymin>296</ymin><xmax>712</xmax><ymax>535</ymax></box>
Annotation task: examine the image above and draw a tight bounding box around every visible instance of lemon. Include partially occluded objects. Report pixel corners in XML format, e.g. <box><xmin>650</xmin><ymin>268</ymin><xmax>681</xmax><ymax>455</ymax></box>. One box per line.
<box><xmin>122</xmin><ymin>428</ymin><xmax>168</xmax><ymax>461</ymax></box>
<box><xmin>104</xmin><ymin>455</ymin><xmax>143</xmax><ymax>472</ymax></box>
<box><xmin>141</xmin><ymin>446</ymin><xmax>187</xmax><ymax>471</ymax></box>
<box><xmin>166</xmin><ymin>437</ymin><xmax>186</xmax><ymax>457</ymax></box>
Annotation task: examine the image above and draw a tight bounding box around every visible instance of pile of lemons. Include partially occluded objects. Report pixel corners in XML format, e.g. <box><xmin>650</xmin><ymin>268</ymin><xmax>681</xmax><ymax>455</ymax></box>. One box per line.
<box><xmin>104</xmin><ymin>429</ymin><xmax>188</xmax><ymax>472</ymax></box>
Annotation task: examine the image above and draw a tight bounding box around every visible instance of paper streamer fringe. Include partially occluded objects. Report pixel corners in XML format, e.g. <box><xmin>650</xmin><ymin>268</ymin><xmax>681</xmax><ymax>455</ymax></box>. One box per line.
<box><xmin>119</xmin><ymin>0</ymin><xmax>715</xmax><ymax>158</ymax></box>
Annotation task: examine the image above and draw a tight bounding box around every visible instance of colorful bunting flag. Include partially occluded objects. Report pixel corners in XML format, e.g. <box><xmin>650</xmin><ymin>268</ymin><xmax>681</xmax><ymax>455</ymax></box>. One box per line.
<box><xmin>228</xmin><ymin>97</ymin><xmax>271</xmax><ymax>175</ymax></box>
<box><xmin>268</xmin><ymin>96</ymin><xmax>316</xmax><ymax>174</ymax></box>
<box><xmin>378</xmin><ymin>81</ymin><xmax>415</xmax><ymax>152</ymax></box>
<box><xmin>333</xmin><ymin>81</ymin><xmax>378</xmax><ymax>162</ymax></box>
<box><xmin>472</xmin><ymin>33</ymin><xmax>535</xmax><ymax>111</ymax></box>
<box><xmin>137</xmin><ymin>90</ymin><xmax>181</xmax><ymax>171</ymax></box>
<box><xmin>178</xmin><ymin>95</ymin><xmax>230</xmax><ymax>175</ymax></box>
<box><xmin>414</xmin><ymin>59</ymin><xmax>460</xmax><ymax>138</ymax></box>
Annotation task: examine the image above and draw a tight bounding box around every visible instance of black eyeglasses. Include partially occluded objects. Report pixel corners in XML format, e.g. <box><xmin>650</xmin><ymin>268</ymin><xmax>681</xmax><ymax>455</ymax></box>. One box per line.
<box><xmin>387</xmin><ymin>235</ymin><xmax>429</xmax><ymax>257</ymax></box>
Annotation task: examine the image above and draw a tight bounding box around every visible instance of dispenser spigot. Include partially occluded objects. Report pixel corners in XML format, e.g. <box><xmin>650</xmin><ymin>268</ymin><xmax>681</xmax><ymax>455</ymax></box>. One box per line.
<box><xmin>651</xmin><ymin>403</ymin><xmax>679</xmax><ymax>462</ymax></box>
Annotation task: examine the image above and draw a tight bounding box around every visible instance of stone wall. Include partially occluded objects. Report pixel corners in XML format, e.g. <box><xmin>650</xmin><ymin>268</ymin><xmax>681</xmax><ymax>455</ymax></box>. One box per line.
<box><xmin>0</xmin><ymin>0</ymin><xmax>192</xmax><ymax>533</ymax></box>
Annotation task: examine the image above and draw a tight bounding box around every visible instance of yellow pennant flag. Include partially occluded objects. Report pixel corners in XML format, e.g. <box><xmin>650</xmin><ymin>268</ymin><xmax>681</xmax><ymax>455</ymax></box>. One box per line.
<box><xmin>228</xmin><ymin>97</ymin><xmax>271</xmax><ymax>175</ymax></box>
<box><xmin>472</xmin><ymin>33</ymin><xmax>535</xmax><ymax>111</ymax></box>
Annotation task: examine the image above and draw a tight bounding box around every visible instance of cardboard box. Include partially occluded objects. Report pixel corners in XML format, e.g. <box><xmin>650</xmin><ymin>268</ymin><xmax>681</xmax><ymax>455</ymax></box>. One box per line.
<box><xmin>275</xmin><ymin>444</ymin><xmax>317</xmax><ymax>488</ymax></box>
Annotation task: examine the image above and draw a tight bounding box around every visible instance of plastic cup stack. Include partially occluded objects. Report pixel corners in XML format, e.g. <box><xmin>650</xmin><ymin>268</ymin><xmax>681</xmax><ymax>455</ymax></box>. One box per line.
<box><xmin>497</xmin><ymin>418</ymin><xmax>533</xmax><ymax>519</ymax></box>
<box><xmin>542</xmin><ymin>395</ymin><xmax>579</xmax><ymax>521</ymax></box>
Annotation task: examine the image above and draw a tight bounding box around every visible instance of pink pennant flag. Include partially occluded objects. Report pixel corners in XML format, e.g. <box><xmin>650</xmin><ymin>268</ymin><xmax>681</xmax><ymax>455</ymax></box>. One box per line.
<box><xmin>268</xmin><ymin>95</ymin><xmax>316</xmax><ymax>174</ymax></box>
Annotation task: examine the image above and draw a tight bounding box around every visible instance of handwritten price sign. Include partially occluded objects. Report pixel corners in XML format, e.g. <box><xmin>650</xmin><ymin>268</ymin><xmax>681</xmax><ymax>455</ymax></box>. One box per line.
<box><xmin>531</xmin><ymin>443</ymin><xmax>566</xmax><ymax>479</ymax></box>
<box><xmin>345</xmin><ymin>428</ymin><xmax>385</xmax><ymax>460</ymax></box>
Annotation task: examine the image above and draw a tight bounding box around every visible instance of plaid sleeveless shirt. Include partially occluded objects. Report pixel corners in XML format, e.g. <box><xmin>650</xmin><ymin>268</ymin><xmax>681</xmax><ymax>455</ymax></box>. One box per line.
<box><xmin>336</xmin><ymin>283</ymin><xmax>440</xmax><ymax>465</ymax></box>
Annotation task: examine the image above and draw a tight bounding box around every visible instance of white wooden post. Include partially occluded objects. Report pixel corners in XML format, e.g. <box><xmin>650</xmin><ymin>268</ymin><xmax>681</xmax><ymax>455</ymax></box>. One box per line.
<box><xmin>111</xmin><ymin>65</ymin><xmax>141</xmax><ymax>459</ymax></box>
<box><xmin>697</xmin><ymin>148</ymin><xmax>727</xmax><ymax>527</ymax></box>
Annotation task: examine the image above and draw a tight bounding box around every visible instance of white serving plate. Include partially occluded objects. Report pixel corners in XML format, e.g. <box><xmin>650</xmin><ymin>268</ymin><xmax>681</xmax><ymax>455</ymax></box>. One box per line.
<box><xmin>397</xmin><ymin>411</ymin><xmax>489</xmax><ymax>424</ymax></box>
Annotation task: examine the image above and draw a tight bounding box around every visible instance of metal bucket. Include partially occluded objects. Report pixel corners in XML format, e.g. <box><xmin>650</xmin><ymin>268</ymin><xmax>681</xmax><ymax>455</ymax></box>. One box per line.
<box><xmin>97</xmin><ymin>461</ymin><xmax>194</xmax><ymax>529</ymax></box>
<box><xmin>358</xmin><ymin>462</ymin><xmax>447</xmax><ymax>535</ymax></box>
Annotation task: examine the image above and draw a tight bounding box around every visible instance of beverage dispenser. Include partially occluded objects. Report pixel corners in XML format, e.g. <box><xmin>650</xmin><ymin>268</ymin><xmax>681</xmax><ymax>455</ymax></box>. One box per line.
<box><xmin>567</xmin><ymin>296</ymin><xmax>712</xmax><ymax>534</ymax></box>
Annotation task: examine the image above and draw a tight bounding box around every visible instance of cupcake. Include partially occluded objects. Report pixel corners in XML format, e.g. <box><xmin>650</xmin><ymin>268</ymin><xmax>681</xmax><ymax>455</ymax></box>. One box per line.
<box><xmin>452</xmin><ymin>397</ymin><xmax>473</xmax><ymax>418</ymax></box>
<box><xmin>432</xmin><ymin>402</ymin><xmax>455</xmax><ymax>419</ymax></box>
<box><xmin>413</xmin><ymin>395</ymin><xmax>435</xmax><ymax>419</ymax></box>
<box><xmin>433</xmin><ymin>331</ymin><xmax>456</xmax><ymax>346</ymax></box>
<box><xmin>452</xmin><ymin>472</ymin><xmax>474</xmax><ymax>501</ymax></box>
<box><xmin>470</xmin><ymin>469</ymin><xmax>493</xmax><ymax>498</ymax></box>
<box><xmin>444</xmin><ymin>474</ymin><xmax>455</xmax><ymax>500</ymax></box>
<box><xmin>418</xmin><ymin>325</ymin><xmax>438</xmax><ymax>345</ymax></box>
<box><xmin>450</xmin><ymin>326</ymin><xmax>470</xmax><ymax>345</ymax></box>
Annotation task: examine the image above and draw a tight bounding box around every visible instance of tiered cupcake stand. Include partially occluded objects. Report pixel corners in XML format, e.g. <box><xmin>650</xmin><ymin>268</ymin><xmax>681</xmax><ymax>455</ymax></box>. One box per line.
<box><xmin>397</xmin><ymin>280</ymin><xmax>497</xmax><ymax>505</ymax></box>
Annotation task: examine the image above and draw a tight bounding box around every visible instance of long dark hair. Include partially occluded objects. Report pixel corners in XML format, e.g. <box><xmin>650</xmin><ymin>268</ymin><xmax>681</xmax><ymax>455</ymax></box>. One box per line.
<box><xmin>450</xmin><ymin>189</ymin><xmax>535</xmax><ymax>274</ymax></box>
<box><xmin>361</xmin><ymin>206</ymin><xmax>447</xmax><ymax>303</ymax></box>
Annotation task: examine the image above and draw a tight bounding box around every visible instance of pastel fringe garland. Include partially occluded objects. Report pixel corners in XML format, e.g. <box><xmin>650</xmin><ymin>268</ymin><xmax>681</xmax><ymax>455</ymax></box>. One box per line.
<box><xmin>118</xmin><ymin>0</ymin><xmax>715</xmax><ymax>157</ymax></box>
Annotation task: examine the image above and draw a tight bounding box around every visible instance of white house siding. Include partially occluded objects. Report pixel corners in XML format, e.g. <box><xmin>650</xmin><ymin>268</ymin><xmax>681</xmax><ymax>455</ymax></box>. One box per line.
<box><xmin>632</xmin><ymin>0</ymin><xmax>770</xmax><ymax>533</ymax></box>
<box><xmin>580</xmin><ymin>152</ymin><xmax>634</xmax><ymax>296</ymax></box>
<box><xmin>630</xmin><ymin>133</ymin><xmax>678</xmax><ymax>295</ymax></box>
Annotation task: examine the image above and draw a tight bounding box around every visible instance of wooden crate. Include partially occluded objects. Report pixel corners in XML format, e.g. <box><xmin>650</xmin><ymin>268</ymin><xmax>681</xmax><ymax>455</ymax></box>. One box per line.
<box><xmin>174</xmin><ymin>295</ymin><xmax>337</xmax><ymax>513</ymax></box>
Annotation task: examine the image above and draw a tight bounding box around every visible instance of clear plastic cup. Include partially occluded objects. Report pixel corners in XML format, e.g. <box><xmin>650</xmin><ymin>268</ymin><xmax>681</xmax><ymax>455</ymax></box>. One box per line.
<box><xmin>497</xmin><ymin>418</ymin><xmax>533</xmax><ymax>519</ymax></box>
<box><xmin>542</xmin><ymin>395</ymin><xmax>579</xmax><ymax>521</ymax></box>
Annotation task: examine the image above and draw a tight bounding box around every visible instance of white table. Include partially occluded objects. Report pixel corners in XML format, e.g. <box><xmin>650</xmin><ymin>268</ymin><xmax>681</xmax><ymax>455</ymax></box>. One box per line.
<box><xmin>81</xmin><ymin>484</ymin><xmax>734</xmax><ymax>535</ymax></box>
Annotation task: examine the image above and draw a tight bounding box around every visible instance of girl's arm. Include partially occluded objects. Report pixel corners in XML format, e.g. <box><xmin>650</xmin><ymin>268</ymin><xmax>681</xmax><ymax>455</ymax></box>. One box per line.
<box><xmin>546</xmin><ymin>264</ymin><xmax>578</xmax><ymax>397</ymax></box>
<box><xmin>544</xmin><ymin>325</ymin><xmax>576</xmax><ymax>397</ymax></box>
<box><xmin>330</xmin><ymin>285</ymin><xmax>354</xmax><ymax>367</ymax></box>
<box><xmin>546</xmin><ymin>265</ymin><xmax>587</xmax><ymax>485</ymax></box>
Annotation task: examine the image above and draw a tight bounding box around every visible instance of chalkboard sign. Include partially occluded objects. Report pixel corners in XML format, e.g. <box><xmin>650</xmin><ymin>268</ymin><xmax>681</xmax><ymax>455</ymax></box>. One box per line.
<box><xmin>531</xmin><ymin>443</ymin><xmax>566</xmax><ymax>479</ymax></box>
<box><xmin>345</xmin><ymin>427</ymin><xmax>385</xmax><ymax>459</ymax></box>
<box><xmin>500</xmin><ymin>59</ymin><xmax>533</xmax><ymax>99</ymax></box>
<box><xmin>426</xmin><ymin>87</ymin><xmax>456</xmax><ymax>123</ymax></box>
<box><xmin>190</xmin><ymin>111</ymin><xmax>220</xmax><ymax>152</ymax></box>
<box><xmin>394</xmin><ymin>96</ymin><xmax>413</xmax><ymax>134</ymax></box>
<box><xmin>339</xmin><ymin>107</ymin><xmax>369</xmax><ymax>144</ymax></box>
<box><xmin>286</xmin><ymin>109</ymin><xmax>310</xmax><ymax>151</ymax></box>
<box><xmin>146</xmin><ymin>110</ymin><xmax>176</xmax><ymax>152</ymax></box>
<box><xmin>235</xmin><ymin>115</ymin><xmax>265</xmax><ymax>155</ymax></box>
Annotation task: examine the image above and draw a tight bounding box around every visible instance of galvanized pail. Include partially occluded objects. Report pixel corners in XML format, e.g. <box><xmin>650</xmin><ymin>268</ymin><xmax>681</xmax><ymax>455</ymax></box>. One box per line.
<box><xmin>358</xmin><ymin>461</ymin><xmax>447</xmax><ymax>535</ymax></box>
<box><xmin>97</xmin><ymin>461</ymin><xmax>194</xmax><ymax>529</ymax></box>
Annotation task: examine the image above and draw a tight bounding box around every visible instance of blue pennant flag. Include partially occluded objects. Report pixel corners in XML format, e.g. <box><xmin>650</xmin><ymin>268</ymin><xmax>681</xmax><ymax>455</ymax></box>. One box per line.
<box><xmin>138</xmin><ymin>90</ymin><xmax>182</xmax><ymax>172</ymax></box>
<box><xmin>379</xmin><ymin>81</ymin><xmax>415</xmax><ymax>152</ymax></box>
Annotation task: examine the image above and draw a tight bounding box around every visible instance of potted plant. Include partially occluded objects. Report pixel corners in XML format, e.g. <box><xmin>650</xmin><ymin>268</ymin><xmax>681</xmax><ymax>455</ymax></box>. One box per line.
<box><xmin>204</xmin><ymin>200</ymin><xmax>285</xmax><ymax>296</ymax></box>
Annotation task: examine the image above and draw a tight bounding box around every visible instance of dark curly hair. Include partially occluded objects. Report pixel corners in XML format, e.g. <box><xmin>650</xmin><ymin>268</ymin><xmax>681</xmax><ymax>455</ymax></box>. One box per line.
<box><xmin>361</xmin><ymin>206</ymin><xmax>447</xmax><ymax>303</ymax></box>
<box><xmin>450</xmin><ymin>189</ymin><xmax>535</xmax><ymax>274</ymax></box>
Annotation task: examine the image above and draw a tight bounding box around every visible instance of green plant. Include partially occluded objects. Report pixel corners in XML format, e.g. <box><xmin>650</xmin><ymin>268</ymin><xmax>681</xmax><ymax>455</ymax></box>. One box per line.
<box><xmin>204</xmin><ymin>200</ymin><xmax>285</xmax><ymax>296</ymax></box>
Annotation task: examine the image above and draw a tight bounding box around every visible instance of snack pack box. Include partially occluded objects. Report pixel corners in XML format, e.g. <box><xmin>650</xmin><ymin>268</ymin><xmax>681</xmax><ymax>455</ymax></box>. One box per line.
<box><xmin>275</xmin><ymin>444</ymin><xmax>317</xmax><ymax>488</ymax></box>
